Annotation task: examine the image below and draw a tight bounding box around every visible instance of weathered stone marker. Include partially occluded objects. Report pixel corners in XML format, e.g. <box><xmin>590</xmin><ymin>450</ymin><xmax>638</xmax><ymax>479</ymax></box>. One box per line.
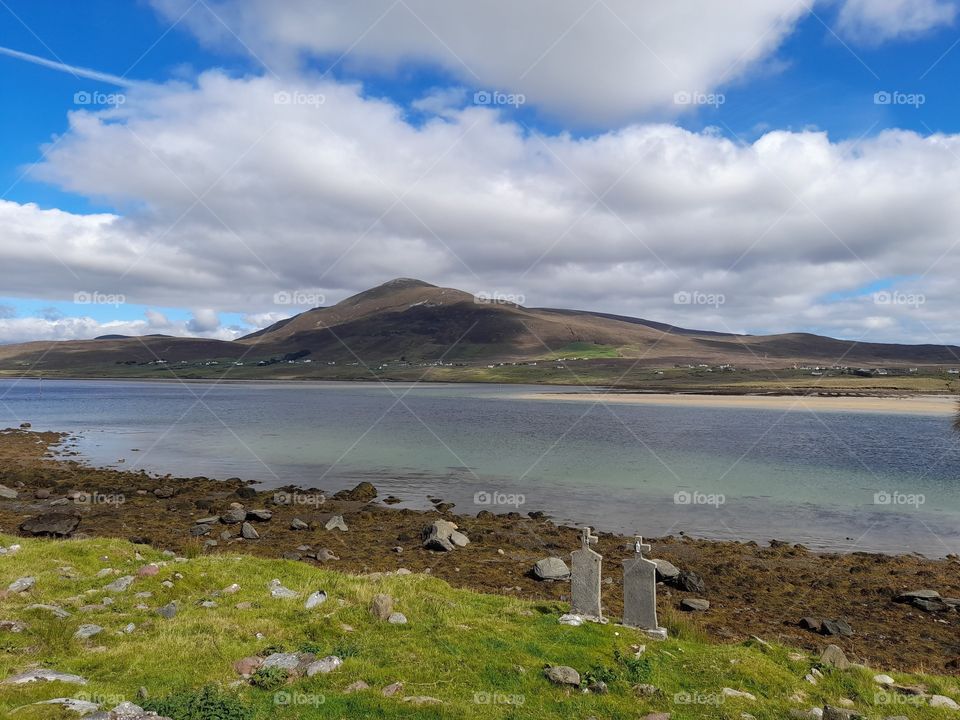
<box><xmin>570</xmin><ymin>526</ymin><xmax>603</xmax><ymax>620</ymax></box>
<box><xmin>622</xmin><ymin>536</ymin><xmax>667</xmax><ymax>639</ymax></box>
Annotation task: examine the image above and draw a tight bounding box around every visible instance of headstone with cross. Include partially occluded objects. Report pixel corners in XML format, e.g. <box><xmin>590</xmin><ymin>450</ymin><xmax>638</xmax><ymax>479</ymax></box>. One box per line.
<box><xmin>622</xmin><ymin>535</ymin><xmax>666</xmax><ymax>637</ymax></box>
<box><xmin>570</xmin><ymin>526</ymin><xmax>603</xmax><ymax>620</ymax></box>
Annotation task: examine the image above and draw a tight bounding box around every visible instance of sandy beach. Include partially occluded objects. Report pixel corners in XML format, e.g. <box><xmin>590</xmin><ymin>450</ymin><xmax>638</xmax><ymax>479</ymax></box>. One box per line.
<box><xmin>516</xmin><ymin>391</ymin><xmax>958</xmax><ymax>416</ymax></box>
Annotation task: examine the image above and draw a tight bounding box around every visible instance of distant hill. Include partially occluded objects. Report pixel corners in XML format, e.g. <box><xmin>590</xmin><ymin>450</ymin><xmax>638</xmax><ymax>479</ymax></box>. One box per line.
<box><xmin>1</xmin><ymin>278</ymin><xmax>959</xmax><ymax>375</ymax></box>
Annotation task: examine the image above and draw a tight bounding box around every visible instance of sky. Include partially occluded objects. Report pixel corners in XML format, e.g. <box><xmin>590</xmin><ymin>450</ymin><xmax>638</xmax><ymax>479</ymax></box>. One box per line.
<box><xmin>1</xmin><ymin>0</ymin><xmax>960</xmax><ymax>345</ymax></box>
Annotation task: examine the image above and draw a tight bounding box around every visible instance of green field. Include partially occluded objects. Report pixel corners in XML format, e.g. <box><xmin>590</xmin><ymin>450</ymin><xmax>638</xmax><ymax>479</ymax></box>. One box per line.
<box><xmin>0</xmin><ymin>535</ymin><xmax>957</xmax><ymax>719</ymax></box>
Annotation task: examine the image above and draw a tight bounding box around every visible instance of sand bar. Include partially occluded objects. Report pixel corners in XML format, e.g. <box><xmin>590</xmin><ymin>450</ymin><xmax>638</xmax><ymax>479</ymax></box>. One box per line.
<box><xmin>515</xmin><ymin>391</ymin><xmax>957</xmax><ymax>415</ymax></box>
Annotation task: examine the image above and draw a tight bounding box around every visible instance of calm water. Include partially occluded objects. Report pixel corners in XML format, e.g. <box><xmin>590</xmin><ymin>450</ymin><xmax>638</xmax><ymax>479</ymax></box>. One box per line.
<box><xmin>2</xmin><ymin>379</ymin><xmax>958</xmax><ymax>556</ymax></box>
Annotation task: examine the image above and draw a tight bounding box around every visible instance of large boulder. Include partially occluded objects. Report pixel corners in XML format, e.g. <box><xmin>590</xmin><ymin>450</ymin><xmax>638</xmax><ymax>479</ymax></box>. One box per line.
<box><xmin>19</xmin><ymin>511</ymin><xmax>80</xmax><ymax>537</ymax></box>
<box><xmin>333</xmin><ymin>482</ymin><xmax>378</xmax><ymax>502</ymax></box>
<box><xmin>652</xmin><ymin>558</ymin><xmax>680</xmax><ymax>581</ymax></box>
<box><xmin>820</xmin><ymin>644</ymin><xmax>851</xmax><ymax>670</ymax></box>
<box><xmin>544</xmin><ymin>665</ymin><xmax>580</xmax><ymax>686</ymax></box>
<box><xmin>533</xmin><ymin>557</ymin><xmax>571</xmax><ymax>581</ymax></box>
<box><xmin>421</xmin><ymin>520</ymin><xmax>463</xmax><ymax>551</ymax></box>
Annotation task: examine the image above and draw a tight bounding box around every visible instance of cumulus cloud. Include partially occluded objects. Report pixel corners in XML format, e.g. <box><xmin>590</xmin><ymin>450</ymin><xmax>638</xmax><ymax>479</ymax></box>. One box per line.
<box><xmin>837</xmin><ymin>0</ymin><xmax>957</xmax><ymax>42</ymax></box>
<box><xmin>149</xmin><ymin>0</ymin><xmax>808</xmax><ymax>124</ymax></box>
<box><xmin>0</xmin><ymin>71</ymin><xmax>946</xmax><ymax>344</ymax></box>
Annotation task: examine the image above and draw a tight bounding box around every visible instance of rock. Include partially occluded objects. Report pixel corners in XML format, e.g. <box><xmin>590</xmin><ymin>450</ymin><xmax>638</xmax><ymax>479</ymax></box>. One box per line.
<box><xmin>873</xmin><ymin>674</ymin><xmax>895</xmax><ymax>685</ymax></box>
<box><xmin>315</xmin><ymin>548</ymin><xmax>339</xmax><ymax>562</ymax></box>
<box><xmin>2</xmin><ymin>668</ymin><xmax>88</xmax><ymax>685</ymax></box>
<box><xmin>281</xmin><ymin>552</ymin><xmax>301</xmax><ymax>561</ymax></box>
<box><xmin>403</xmin><ymin>696</ymin><xmax>442</xmax><ymax>706</ymax></box>
<box><xmin>332</xmin><ymin>481</ymin><xmax>377</xmax><ymax>502</ymax></box>
<box><xmin>104</xmin><ymin>576</ymin><xmax>135</xmax><ymax>593</ymax></box>
<box><xmin>189</xmin><ymin>524</ymin><xmax>211</xmax><ymax>537</ymax></box>
<box><xmin>240</xmin><ymin>522</ymin><xmax>259</xmax><ymax>540</ymax></box>
<box><xmin>674</xmin><ymin>570</ymin><xmax>705</xmax><ymax>593</ymax></box>
<box><xmin>123</xmin><ymin>623</ymin><xmax>136</xmax><ymax>633</ymax></box>
<box><xmin>544</xmin><ymin>665</ymin><xmax>580</xmax><ymax>686</ymax></box>
<box><xmin>268</xmin><ymin>579</ymin><xmax>297</xmax><ymax>598</ymax></box>
<box><xmin>26</xmin><ymin>603</ymin><xmax>71</xmax><ymax>618</ymax></box>
<box><xmin>388</xmin><ymin>612</ymin><xmax>407</xmax><ymax>624</ymax></box>
<box><xmin>325</xmin><ymin>515</ymin><xmax>348</xmax><ymax>532</ymax></box>
<box><xmin>262</xmin><ymin>653</ymin><xmax>302</xmax><ymax>672</ymax></box>
<box><xmin>652</xmin><ymin>558</ymin><xmax>681</xmax><ymax>581</ymax></box>
<box><xmin>235</xmin><ymin>486</ymin><xmax>257</xmax><ymax>499</ymax></box>
<box><xmin>305</xmin><ymin>656</ymin><xmax>343</xmax><ymax>675</ymax></box>
<box><xmin>290</xmin><ymin>518</ymin><xmax>308</xmax><ymax>530</ymax></box>
<box><xmin>634</xmin><ymin>683</ymin><xmax>661</xmax><ymax>697</ymax></box>
<box><xmin>246</xmin><ymin>509</ymin><xmax>272</xmax><ymax>521</ymax></box>
<box><xmin>137</xmin><ymin>565</ymin><xmax>159</xmax><ymax>577</ymax></box>
<box><xmin>822</xmin><ymin>619</ymin><xmax>854</xmax><ymax>637</ymax></box>
<box><xmin>0</xmin><ymin>619</ymin><xmax>27</xmax><ymax>633</ymax></box>
<box><xmin>722</xmin><ymin>688</ymin><xmax>756</xmax><ymax>701</ymax></box>
<box><xmin>7</xmin><ymin>576</ymin><xmax>35</xmax><ymax>593</ymax></box>
<box><xmin>930</xmin><ymin>695</ymin><xmax>960</xmax><ymax>710</ymax></box>
<box><xmin>382</xmin><ymin>681</ymin><xmax>404</xmax><ymax>697</ymax></box>
<box><xmin>0</xmin><ymin>484</ymin><xmax>17</xmax><ymax>499</ymax></box>
<box><xmin>234</xmin><ymin>656</ymin><xmax>262</xmax><ymax>677</ymax></box>
<box><xmin>153</xmin><ymin>487</ymin><xmax>175</xmax><ymax>499</ymax></box>
<box><xmin>421</xmin><ymin>519</ymin><xmax>460</xmax><ymax>551</ymax></box>
<box><xmin>680</xmin><ymin>598</ymin><xmax>710</xmax><ymax>612</ymax></box>
<box><xmin>450</xmin><ymin>530</ymin><xmax>470</xmax><ymax>547</ymax></box>
<box><xmin>75</xmin><ymin>624</ymin><xmax>103</xmax><ymax>639</ymax></box>
<box><xmin>800</xmin><ymin>617</ymin><xmax>824</xmax><ymax>632</ymax></box>
<box><xmin>35</xmin><ymin>698</ymin><xmax>101</xmax><ymax>713</ymax></box>
<box><xmin>533</xmin><ymin>557</ymin><xmax>571</xmax><ymax>581</ymax></box>
<box><xmin>305</xmin><ymin>590</ymin><xmax>328</xmax><ymax>609</ymax></box>
<box><xmin>19</xmin><ymin>511</ymin><xmax>80</xmax><ymax>537</ymax></box>
<box><xmin>588</xmin><ymin>680</ymin><xmax>608</xmax><ymax>694</ymax></box>
<box><xmin>820</xmin><ymin>645</ymin><xmax>850</xmax><ymax>670</ymax></box>
<box><xmin>156</xmin><ymin>602</ymin><xmax>178</xmax><ymax>619</ymax></box>
<box><xmin>371</xmin><ymin>594</ymin><xmax>394</xmax><ymax>621</ymax></box>
<box><xmin>558</xmin><ymin>613</ymin><xmax>583</xmax><ymax>626</ymax></box>
<box><xmin>896</xmin><ymin>589</ymin><xmax>940</xmax><ymax>601</ymax></box>
<box><xmin>822</xmin><ymin>707</ymin><xmax>863</xmax><ymax>720</ymax></box>
<box><xmin>344</xmin><ymin>680</ymin><xmax>370</xmax><ymax>693</ymax></box>
<box><xmin>34</xmin><ymin>488</ymin><xmax>51</xmax><ymax>499</ymax></box>
<box><xmin>223</xmin><ymin>583</ymin><xmax>240</xmax><ymax>594</ymax></box>
<box><xmin>221</xmin><ymin>507</ymin><xmax>246</xmax><ymax>524</ymax></box>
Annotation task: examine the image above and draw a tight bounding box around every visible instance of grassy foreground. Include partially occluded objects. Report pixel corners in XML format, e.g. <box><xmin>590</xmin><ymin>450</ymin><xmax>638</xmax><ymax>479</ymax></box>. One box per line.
<box><xmin>0</xmin><ymin>535</ymin><xmax>957</xmax><ymax>719</ymax></box>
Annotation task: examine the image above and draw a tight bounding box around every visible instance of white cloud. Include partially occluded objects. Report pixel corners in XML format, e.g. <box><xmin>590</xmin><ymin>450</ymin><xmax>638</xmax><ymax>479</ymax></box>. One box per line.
<box><xmin>837</xmin><ymin>0</ymin><xmax>957</xmax><ymax>42</ymax></box>
<box><xmin>149</xmin><ymin>0</ymin><xmax>808</xmax><ymax>124</ymax></box>
<box><xmin>186</xmin><ymin>308</ymin><xmax>221</xmax><ymax>333</ymax></box>
<box><xmin>1</xmin><ymin>72</ymin><xmax>959</xmax><ymax>345</ymax></box>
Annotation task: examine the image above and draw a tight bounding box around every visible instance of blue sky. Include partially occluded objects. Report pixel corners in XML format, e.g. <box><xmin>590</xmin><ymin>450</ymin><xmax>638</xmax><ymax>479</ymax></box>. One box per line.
<box><xmin>1</xmin><ymin>0</ymin><xmax>959</xmax><ymax>345</ymax></box>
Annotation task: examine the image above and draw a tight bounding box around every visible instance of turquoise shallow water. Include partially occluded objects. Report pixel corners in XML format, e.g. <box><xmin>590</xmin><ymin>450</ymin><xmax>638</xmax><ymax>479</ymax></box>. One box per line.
<box><xmin>2</xmin><ymin>378</ymin><xmax>958</xmax><ymax>556</ymax></box>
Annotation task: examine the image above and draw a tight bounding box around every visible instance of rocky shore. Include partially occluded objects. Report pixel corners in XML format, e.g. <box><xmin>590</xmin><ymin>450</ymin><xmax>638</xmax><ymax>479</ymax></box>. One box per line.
<box><xmin>1</xmin><ymin>427</ymin><xmax>958</xmax><ymax>675</ymax></box>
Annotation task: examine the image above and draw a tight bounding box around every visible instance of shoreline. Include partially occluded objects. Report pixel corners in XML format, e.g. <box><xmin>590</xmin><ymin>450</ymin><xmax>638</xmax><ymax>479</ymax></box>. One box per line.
<box><xmin>1</xmin><ymin>428</ymin><xmax>959</xmax><ymax>673</ymax></box>
<box><xmin>517</xmin><ymin>390</ymin><xmax>958</xmax><ymax>415</ymax></box>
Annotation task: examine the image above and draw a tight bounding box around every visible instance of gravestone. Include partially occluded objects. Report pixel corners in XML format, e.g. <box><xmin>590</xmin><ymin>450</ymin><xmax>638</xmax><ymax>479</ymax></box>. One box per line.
<box><xmin>570</xmin><ymin>526</ymin><xmax>603</xmax><ymax>621</ymax></box>
<box><xmin>622</xmin><ymin>536</ymin><xmax>667</xmax><ymax>639</ymax></box>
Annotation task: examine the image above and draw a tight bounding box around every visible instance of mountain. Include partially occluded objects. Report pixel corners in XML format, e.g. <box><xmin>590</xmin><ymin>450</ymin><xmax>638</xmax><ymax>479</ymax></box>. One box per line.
<box><xmin>2</xmin><ymin>278</ymin><xmax>959</xmax><ymax>376</ymax></box>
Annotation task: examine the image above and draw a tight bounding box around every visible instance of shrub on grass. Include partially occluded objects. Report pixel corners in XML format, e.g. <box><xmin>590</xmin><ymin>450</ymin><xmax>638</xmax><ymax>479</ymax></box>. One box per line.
<box><xmin>251</xmin><ymin>666</ymin><xmax>290</xmax><ymax>691</ymax></box>
<box><xmin>142</xmin><ymin>685</ymin><xmax>253</xmax><ymax>720</ymax></box>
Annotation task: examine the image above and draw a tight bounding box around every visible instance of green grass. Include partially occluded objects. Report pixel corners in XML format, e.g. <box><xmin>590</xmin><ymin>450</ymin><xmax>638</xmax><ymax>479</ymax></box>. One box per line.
<box><xmin>539</xmin><ymin>342</ymin><xmax>622</xmax><ymax>360</ymax></box>
<box><xmin>0</xmin><ymin>535</ymin><xmax>957</xmax><ymax>719</ymax></box>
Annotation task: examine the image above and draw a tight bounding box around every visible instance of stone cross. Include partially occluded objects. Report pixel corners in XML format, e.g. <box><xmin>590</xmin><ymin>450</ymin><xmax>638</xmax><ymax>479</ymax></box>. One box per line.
<box><xmin>622</xmin><ymin>535</ymin><xmax>661</xmax><ymax>633</ymax></box>
<box><xmin>570</xmin><ymin>526</ymin><xmax>602</xmax><ymax>620</ymax></box>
